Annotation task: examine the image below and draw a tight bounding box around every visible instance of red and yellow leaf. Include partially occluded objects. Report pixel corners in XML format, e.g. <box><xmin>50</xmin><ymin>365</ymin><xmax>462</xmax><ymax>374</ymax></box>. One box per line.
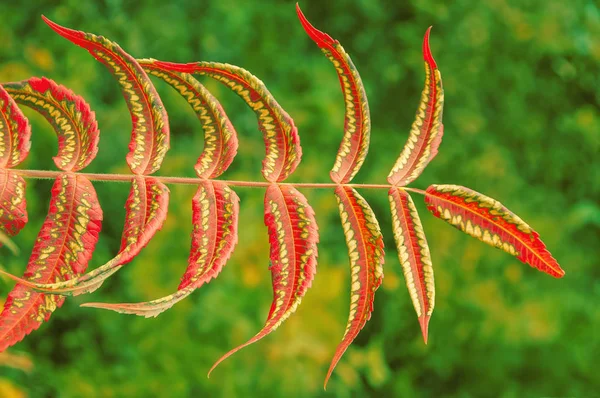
<box><xmin>297</xmin><ymin>5</ymin><xmax>370</xmax><ymax>184</ymax></box>
<box><xmin>388</xmin><ymin>187</ymin><xmax>434</xmax><ymax>343</ymax></box>
<box><xmin>139</xmin><ymin>59</ymin><xmax>238</xmax><ymax>178</ymax></box>
<box><xmin>0</xmin><ymin>173</ymin><xmax>102</xmax><ymax>352</ymax></box>
<box><xmin>388</xmin><ymin>28</ymin><xmax>444</xmax><ymax>186</ymax></box>
<box><xmin>81</xmin><ymin>180</ymin><xmax>239</xmax><ymax>317</ymax></box>
<box><xmin>424</xmin><ymin>184</ymin><xmax>565</xmax><ymax>278</ymax></box>
<box><xmin>42</xmin><ymin>16</ymin><xmax>170</xmax><ymax>175</ymax></box>
<box><xmin>0</xmin><ymin>85</ymin><xmax>31</xmax><ymax>168</ymax></box>
<box><xmin>153</xmin><ymin>60</ymin><xmax>301</xmax><ymax>183</ymax></box>
<box><xmin>180</xmin><ymin>181</ymin><xmax>239</xmax><ymax>289</ymax></box>
<box><xmin>328</xmin><ymin>186</ymin><xmax>384</xmax><ymax>388</ymax></box>
<box><xmin>0</xmin><ymin>170</ymin><xmax>27</xmax><ymax>244</ymax></box>
<box><xmin>0</xmin><ymin>176</ymin><xmax>170</xmax><ymax>296</ymax></box>
<box><xmin>4</xmin><ymin>77</ymin><xmax>99</xmax><ymax>171</ymax></box>
<box><xmin>208</xmin><ymin>183</ymin><xmax>319</xmax><ymax>375</ymax></box>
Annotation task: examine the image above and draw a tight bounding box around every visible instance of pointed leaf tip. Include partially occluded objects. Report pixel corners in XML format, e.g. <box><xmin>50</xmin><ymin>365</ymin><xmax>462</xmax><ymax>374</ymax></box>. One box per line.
<box><xmin>423</xmin><ymin>27</ymin><xmax>437</xmax><ymax>69</ymax></box>
<box><xmin>41</xmin><ymin>16</ymin><xmax>80</xmax><ymax>43</ymax></box>
<box><xmin>296</xmin><ymin>4</ymin><xmax>336</xmax><ymax>48</ymax></box>
<box><xmin>419</xmin><ymin>315</ymin><xmax>430</xmax><ymax>344</ymax></box>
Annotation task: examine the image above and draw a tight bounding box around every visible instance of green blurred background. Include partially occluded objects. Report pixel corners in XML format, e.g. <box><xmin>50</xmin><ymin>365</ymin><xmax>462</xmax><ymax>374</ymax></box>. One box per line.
<box><xmin>0</xmin><ymin>0</ymin><xmax>598</xmax><ymax>396</ymax></box>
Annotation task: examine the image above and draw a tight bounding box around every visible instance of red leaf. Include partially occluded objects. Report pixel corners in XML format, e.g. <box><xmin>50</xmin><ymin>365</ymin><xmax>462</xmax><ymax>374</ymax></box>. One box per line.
<box><xmin>424</xmin><ymin>184</ymin><xmax>564</xmax><ymax>277</ymax></box>
<box><xmin>0</xmin><ymin>173</ymin><xmax>102</xmax><ymax>352</ymax></box>
<box><xmin>153</xmin><ymin>60</ymin><xmax>301</xmax><ymax>183</ymax></box>
<box><xmin>388</xmin><ymin>188</ymin><xmax>434</xmax><ymax>343</ymax></box>
<box><xmin>0</xmin><ymin>85</ymin><xmax>31</xmax><ymax>168</ymax></box>
<box><xmin>42</xmin><ymin>16</ymin><xmax>170</xmax><ymax>175</ymax></box>
<box><xmin>328</xmin><ymin>186</ymin><xmax>384</xmax><ymax>388</ymax></box>
<box><xmin>388</xmin><ymin>28</ymin><xmax>444</xmax><ymax>186</ymax></box>
<box><xmin>4</xmin><ymin>77</ymin><xmax>99</xmax><ymax>171</ymax></box>
<box><xmin>81</xmin><ymin>181</ymin><xmax>239</xmax><ymax>317</ymax></box>
<box><xmin>0</xmin><ymin>177</ymin><xmax>170</xmax><ymax>295</ymax></box>
<box><xmin>139</xmin><ymin>59</ymin><xmax>239</xmax><ymax>178</ymax></box>
<box><xmin>297</xmin><ymin>5</ymin><xmax>371</xmax><ymax>184</ymax></box>
<box><xmin>0</xmin><ymin>170</ymin><xmax>27</xmax><ymax>242</ymax></box>
<box><xmin>208</xmin><ymin>183</ymin><xmax>319</xmax><ymax>375</ymax></box>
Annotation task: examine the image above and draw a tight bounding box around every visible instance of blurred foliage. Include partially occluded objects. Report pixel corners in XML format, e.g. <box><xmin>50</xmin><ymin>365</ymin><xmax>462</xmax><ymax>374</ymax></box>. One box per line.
<box><xmin>0</xmin><ymin>0</ymin><xmax>599</xmax><ymax>397</ymax></box>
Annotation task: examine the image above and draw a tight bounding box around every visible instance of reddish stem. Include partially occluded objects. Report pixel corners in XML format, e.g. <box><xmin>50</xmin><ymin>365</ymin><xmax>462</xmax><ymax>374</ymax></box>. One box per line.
<box><xmin>11</xmin><ymin>169</ymin><xmax>426</xmax><ymax>193</ymax></box>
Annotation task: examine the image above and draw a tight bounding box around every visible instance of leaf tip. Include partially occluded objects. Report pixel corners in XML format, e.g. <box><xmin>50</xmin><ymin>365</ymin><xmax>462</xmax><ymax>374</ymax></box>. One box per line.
<box><xmin>296</xmin><ymin>3</ymin><xmax>335</xmax><ymax>48</ymax></box>
<box><xmin>554</xmin><ymin>267</ymin><xmax>566</xmax><ymax>278</ymax></box>
<box><xmin>324</xmin><ymin>361</ymin><xmax>338</xmax><ymax>390</ymax></box>
<box><xmin>41</xmin><ymin>15</ymin><xmax>84</xmax><ymax>46</ymax></box>
<box><xmin>419</xmin><ymin>314</ymin><xmax>430</xmax><ymax>344</ymax></box>
<box><xmin>423</xmin><ymin>26</ymin><xmax>437</xmax><ymax>69</ymax></box>
<box><xmin>41</xmin><ymin>15</ymin><xmax>65</xmax><ymax>34</ymax></box>
<box><xmin>207</xmin><ymin>362</ymin><xmax>219</xmax><ymax>379</ymax></box>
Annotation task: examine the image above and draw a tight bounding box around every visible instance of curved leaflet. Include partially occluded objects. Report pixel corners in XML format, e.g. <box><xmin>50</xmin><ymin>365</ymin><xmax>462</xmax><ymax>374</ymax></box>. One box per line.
<box><xmin>388</xmin><ymin>28</ymin><xmax>444</xmax><ymax>186</ymax></box>
<box><xmin>4</xmin><ymin>77</ymin><xmax>99</xmax><ymax>171</ymax></box>
<box><xmin>138</xmin><ymin>59</ymin><xmax>238</xmax><ymax>178</ymax></box>
<box><xmin>81</xmin><ymin>180</ymin><xmax>239</xmax><ymax>317</ymax></box>
<box><xmin>297</xmin><ymin>5</ymin><xmax>371</xmax><ymax>184</ymax></box>
<box><xmin>42</xmin><ymin>16</ymin><xmax>170</xmax><ymax>175</ymax></box>
<box><xmin>0</xmin><ymin>173</ymin><xmax>102</xmax><ymax>352</ymax></box>
<box><xmin>0</xmin><ymin>85</ymin><xmax>31</xmax><ymax>168</ymax></box>
<box><xmin>329</xmin><ymin>186</ymin><xmax>384</xmax><ymax>388</ymax></box>
<box><xmin>0</xmin><ymin>177</ymin><xmax>170</xmax><ymax>295</ymax></box>
<box><xmin>424</xmin><ymin>184</ymin><xmax>564</xmax><ymax>277</ymax></box>
<box><xmin>153</xmin><ymin>60</ymin><xmax>301</xmax><ymax>182</ymax></box>
<box><xmin>208</xmin><ymin>183</ymin><xmax>319</xmax><ymax>376</ymax></box>
<box><xmin>388</xmin><ymin>187</ymin><xmax>434</xmax><ymax>343</ymax></box>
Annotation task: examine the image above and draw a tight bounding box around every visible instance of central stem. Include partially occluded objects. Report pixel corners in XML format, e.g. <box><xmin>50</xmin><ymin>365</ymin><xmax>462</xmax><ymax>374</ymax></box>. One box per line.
<box><xmin>11</xmin><ymin>169</ymin><xmax>427</xmax><ymax>195</ymax></box>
